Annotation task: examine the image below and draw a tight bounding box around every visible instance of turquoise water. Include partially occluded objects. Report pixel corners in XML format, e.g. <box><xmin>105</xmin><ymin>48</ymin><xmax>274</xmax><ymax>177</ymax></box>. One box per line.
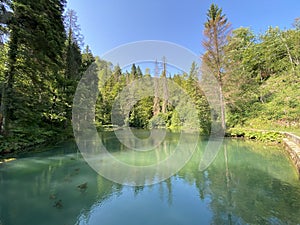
<box><xmin>0</xmin><ymin>131</ymin><xmax>300</xmax><ymax>225</ymax></box>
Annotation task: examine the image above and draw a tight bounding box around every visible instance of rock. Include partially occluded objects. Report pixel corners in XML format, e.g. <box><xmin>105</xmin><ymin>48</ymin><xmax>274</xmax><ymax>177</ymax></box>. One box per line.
<box><xmin>53</xmin><ymin>199</ymin><xmax>63</xmax><ymax>209</ymax></box>
<box><xmin>77</xmin><ymin>182</ymin><xmax>88</xmax><ymax>191</ymax></box>
<box><xmin>49</xmin><ymin>194</ymin><xmax>56</xmax><ymax>200</ymax></box>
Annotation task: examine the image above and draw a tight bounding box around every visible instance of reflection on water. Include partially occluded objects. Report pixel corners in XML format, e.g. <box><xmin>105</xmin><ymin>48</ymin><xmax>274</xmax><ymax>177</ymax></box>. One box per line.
<box><xmin>0</xmin><ymin>131</ymin><xmax>300</xmax><ymax>225</ymax></box>
<box><xmin>77</xmin><ymin>130</ymin><xmax>199</xmax><ymax>186</ymax></box>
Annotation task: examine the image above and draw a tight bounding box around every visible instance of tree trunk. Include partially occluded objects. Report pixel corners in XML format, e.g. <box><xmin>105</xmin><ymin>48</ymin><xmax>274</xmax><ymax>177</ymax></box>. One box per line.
<box><xmin>161</xmin><ymin>59</ymin><xmax>168</xmax><ymax>114</ymax></box>
<box><xmin>162</xmin><ymin>78</ymin><xmax>168</xmax><ymax>114</ymax></box>
<box><xmin>153</xmin><ymin>81</ymin><xmax>160</xmax><ymax>116</ymax></box>
<box><xmin>280</xmin><ymin>35</ymin><xmax>295</xmax><ymax>73</ymax></box>
<box><xmin>1</xmin><ymin>68</ymin><xmax>14</xmax><ymax>135</ymax></box>
<box><xmin>153</xmin><ymin>61</ymin><xmax>160</xmax><ymax>116</ymax></box>
<box><xmin>219</xmin><ymin>82</ymin><xmax>226</xmax><ymax>130</ymax></box>
<box><xmin>0</xmin><ymin>35</ymin><xmax>17</xmax><ymax>136</ymax></box>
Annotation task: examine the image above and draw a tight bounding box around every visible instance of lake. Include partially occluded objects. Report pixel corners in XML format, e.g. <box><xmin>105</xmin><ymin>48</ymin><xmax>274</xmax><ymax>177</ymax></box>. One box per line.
<box><xmin>0</xmin><ymin>130</ymin><xmax>300</xmax><ymax>225</ymax></box>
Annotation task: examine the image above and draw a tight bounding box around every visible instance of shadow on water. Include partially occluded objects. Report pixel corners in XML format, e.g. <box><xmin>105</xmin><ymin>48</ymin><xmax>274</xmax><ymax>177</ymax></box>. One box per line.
<box><xmin>0</xmin><ymin>131</ymin><xmax>299</xmax><ymax>225</ymax></box>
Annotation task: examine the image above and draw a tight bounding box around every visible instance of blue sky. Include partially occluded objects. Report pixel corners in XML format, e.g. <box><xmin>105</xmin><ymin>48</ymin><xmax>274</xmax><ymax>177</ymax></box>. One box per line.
<box><xmin>66</xmin><ymin>0</ymin><xmax>300</xmax><ymax>60</ymax></box>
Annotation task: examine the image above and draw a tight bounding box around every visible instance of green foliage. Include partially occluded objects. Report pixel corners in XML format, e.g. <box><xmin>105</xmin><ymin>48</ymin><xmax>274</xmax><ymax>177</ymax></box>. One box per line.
<box><xmin>224</xmin><ymin>25</ymin><xmax>300</xmax><ymax>130</ymax></box>
<box><xmin>2</xmin><ymin>2</ymin><xmax>300</xmax><ymax>155</ymax></box>
<box><xmin>129</xmin><ymin>97</ymin><xmax>153</xmax><ymax>128</ymax></box>
<box><xmin>0</xmin><ymin>43</ymin><xmax>7</xmax><ymax>89</ymax></box>
<box><xmin>93</xmin><ymin>59</ymin><xmax>212</xmax><ymax>134</ymax></box>
<box><xmin>0</xmin><ymin>3</ymin><xmax>97</xmax><ymax>153</ymax></box>
<box><xmin>202</xmin><ymin>4</ymin><xmax>231</xmax><ymax>130</ymax></box>
<box><xmin>96</xmin><ymin>58</ymin><xmax>122</xmax><ymax>125</ymax></box>
<box><xmin>223</xmin><ymin>28</ymin><xmax>259</xmax><ymax>127</ymax></box>
<box><xmin>201</xmin><ymin>6</ymin><xmax>300</xmax><ymax>132</ymax></box>
<box><xmin>169</xmin><ymin>110</ymin><xmax>181</xmax><ymax>131</ymax></box>
<box><xmin>62</xmin><ymin>9</ymin><xmax>88</xmax><ymax>126</ymax></box>
<box><xmin>0</xmin><ymin>0</ymin><xmax>68</xmax><ymax>137</ymax></box>
<box><xmin>228</xmin><ymin>128</ymin><xmax>283</xmax><ymax>143</ymax></box>
<box><xmin>148</xmin><ymin>113</ymin><xmax>169</xmax><ymax>129</ymax></box>
<box><xmin>0</xmin><ymin>126</ymin><xmax>69</xmax><ymax>154</ymax></box>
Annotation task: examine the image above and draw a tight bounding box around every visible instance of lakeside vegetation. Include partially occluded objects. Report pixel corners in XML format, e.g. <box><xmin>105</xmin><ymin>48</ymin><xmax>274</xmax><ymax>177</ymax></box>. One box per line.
<box><xmin>0</xmin><ymin>1</ymin><xmax>299</xmax><ymax>154</ymax></box>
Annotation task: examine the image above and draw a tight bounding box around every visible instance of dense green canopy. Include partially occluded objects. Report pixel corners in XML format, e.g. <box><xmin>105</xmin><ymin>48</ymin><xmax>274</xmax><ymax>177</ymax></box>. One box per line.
<box><xmin>0</xmin><ymin>2</ymin><xmax>299</xmax><ymax>153</ymax></box>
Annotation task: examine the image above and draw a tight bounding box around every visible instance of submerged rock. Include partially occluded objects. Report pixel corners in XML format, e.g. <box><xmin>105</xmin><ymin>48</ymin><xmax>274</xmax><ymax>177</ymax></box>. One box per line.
<box><xmin>49</xmin><ymin>194</ymin><xmax>57</xmax><ymax>200</ymax></box>
<box><xmin>53</xmin><ymin>199</ymin><xmax>63</xmax><ymax>209</ymax></box>
<box><xmin>77</xmin><ymin>182</ymin><xmax>88</xmax><ymax>192</ymax></box>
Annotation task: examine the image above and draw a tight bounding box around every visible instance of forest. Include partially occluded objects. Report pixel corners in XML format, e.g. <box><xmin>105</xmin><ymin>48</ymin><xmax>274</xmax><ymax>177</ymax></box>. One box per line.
<box><xmin>0</xmin><ymin>0</ymin><xmax>299</xmax><ymax>154</ymax></box>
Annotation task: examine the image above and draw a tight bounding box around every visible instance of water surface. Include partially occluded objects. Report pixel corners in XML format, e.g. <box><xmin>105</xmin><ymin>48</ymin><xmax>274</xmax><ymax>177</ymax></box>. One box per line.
<box><xmin>0</xmin><ymin>131</ymin><xmax>300</xmax><ymax>225</ymax></box>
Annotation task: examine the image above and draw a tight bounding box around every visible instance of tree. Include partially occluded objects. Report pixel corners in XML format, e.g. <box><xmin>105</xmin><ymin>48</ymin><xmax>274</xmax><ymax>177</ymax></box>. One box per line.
<box><xmin>129</xmin><ymin>97</ymin><xmax>153</xmax><ymax>128</ymax></box>
<box><xmin>129</xmin><ymin>63</ymin><xmax>137</xmax><ymax>81</ymax></box>
<box><xmin>63</xmin><ymin>9</ymin><xmax>83</xmax><ymax>126</ymax></box>
<box><xmin>223</xmin><ymin>27</ymin><xmax>260</xmax><ymax>126</ymax></box>
<box><xmin>153</xmin><ymin>60</ymin><xmax>161</xmax><ymax>116</ymax></box>
<box><xmin>202</xmin><ymin>4</ymin><xmax>231</xmax><ymax>130</ymax></box>
<box><xmin>81</xmin><ymin>45</ymin><xmax>95</xmax><ymax>73</ymax></box>
<box><xmin>0</xmin><ymin>0</ymin><xmax>66</xmax><ymax>136</ymax></box>
<box><xmin>186</xmin><ymin>62</ymin><xmax>211</xmax><ymax>133</ymax></box>
<box><xmin>161</xmin><ymin>57</ymin><xmax>169</xmax><ymax>114</ymax></box>
<box><xmin>169</xmin><ymin>110</ymin><xmax>181</xmax><ymax>130</ymax></box>
<box><xmin>95</xmin><ymin>57</ymin><xmax>115</xmax><ymax>125</ymax></box>
<box><xmin>136</xmin><ymin>65</ymin><xmax>143</xmax><ymax>78</ymax></box>
<box><xmin>64</xmin><ymin>9</ymin><xmax>83</xmax><ymax>48</ymax></box>
<box><xmin>112</xmin><ymin>64</ymin><xmax>122</xmax><ymax>82</ymax></box>
<box><xmin>0</xmin><ymin>43</ymin><xmax>7</xmax><ymax>131</ymax></box>
<box><xmin>293</xmin><ymin>17</ymin><xmax>300</xmax><ymax>30</ymax></box>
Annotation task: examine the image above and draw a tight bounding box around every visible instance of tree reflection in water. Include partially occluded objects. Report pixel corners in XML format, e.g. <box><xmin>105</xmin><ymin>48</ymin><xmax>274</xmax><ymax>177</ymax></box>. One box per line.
<box><xmin>0</xmin><ymin>133</ymin><xmax>299</xmax><ymax>225</ymax></box>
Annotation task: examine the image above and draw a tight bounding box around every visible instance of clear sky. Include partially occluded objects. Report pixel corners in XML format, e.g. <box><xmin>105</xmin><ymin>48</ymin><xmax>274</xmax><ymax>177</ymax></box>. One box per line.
<box><xmin>66</xmin><ymin>0</ymin><xmax>300</xmax><ymax>58</ymax></box>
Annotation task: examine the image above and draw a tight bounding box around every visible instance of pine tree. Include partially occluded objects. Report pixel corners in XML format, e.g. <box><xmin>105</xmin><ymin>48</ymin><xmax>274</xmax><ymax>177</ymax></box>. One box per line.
<box><xmin>0</xmin><ymin>0</ymin><xmax>66</xmax><ymax>135</ymax></box>
<box><xmin>81</xmin><ymin>45</ymin><xmax>95</xmax><ymax>73</ymax></box>
<box><xmin>186</xmin><ymin>62</ymin><xmax>211</xmax><ymax>133</ymax></box>
<box><xmin>63</xmin><ymin>9</ymin><xmax>83</xmax><ymax>126</ymax></box>
<box><xmin>130</xmin><ymin>63</ymin><xmax>137</xmax><ymax>81</ymax></box>
<box><xmin>202</xmin><ymin>4</ymin><xmax>231</xmax><ymax>130</ymax></box>
<box><xmin>136</xmin><ymin>65</ymin><xmax>143</xmax><ymax>78</ymax></box>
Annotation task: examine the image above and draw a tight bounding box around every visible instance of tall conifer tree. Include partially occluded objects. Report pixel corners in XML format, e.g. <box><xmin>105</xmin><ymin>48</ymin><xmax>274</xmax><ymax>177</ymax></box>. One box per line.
<box><xmin>0</xmin><ymin>0</ymin><xmax>66</xmax><ymax>135</ymax></box>
<box><xmin>202</xmin><ymin>4</ymin><xmax>231</xmax><ymax>129</ymax></box>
